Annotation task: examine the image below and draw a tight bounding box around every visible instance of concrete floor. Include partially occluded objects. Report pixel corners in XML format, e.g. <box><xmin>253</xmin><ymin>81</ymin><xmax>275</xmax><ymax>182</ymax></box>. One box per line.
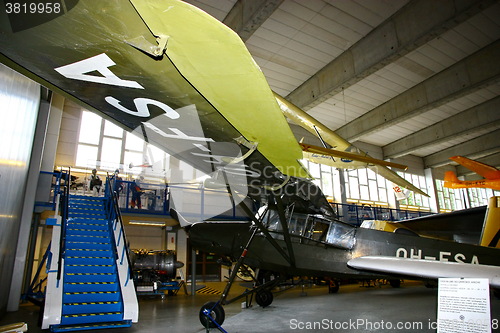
<box><xmin>1</xmin><ymin>281</ymin><xmax>499</xmax><ymax>332</ymax></box>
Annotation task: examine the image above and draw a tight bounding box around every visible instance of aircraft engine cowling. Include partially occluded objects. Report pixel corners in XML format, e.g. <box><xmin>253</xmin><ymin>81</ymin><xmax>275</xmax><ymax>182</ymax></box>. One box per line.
<box><xmin>130</xmin><ymin>250</ymin><xmax>184</xmax><ymax>279</ymax></box>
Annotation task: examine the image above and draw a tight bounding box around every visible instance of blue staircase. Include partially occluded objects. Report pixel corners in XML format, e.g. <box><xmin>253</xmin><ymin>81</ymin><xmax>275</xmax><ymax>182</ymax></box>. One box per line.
<box><xmin>50</xmin><ymin>195</ymin><xmax>133</xmax><ymax>332</ymax></box>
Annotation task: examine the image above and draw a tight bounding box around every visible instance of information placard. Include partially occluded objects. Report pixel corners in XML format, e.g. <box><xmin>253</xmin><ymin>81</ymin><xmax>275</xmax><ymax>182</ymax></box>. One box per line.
<box><xmin>438</xmin><ymin>278</ymin><xmax>491</xmax><ymax>333</ymax></box>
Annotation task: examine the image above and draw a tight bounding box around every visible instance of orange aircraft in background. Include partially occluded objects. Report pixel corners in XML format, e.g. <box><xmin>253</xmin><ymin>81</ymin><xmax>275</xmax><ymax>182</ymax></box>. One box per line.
<box><xmin>444</xmin><ymin>156</ymin><xmax>500</xmax><ymax>190</ymax></box>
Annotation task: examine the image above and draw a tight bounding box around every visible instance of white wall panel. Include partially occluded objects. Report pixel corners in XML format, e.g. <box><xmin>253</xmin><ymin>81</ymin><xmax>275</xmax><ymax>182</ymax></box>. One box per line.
<box><xmin>0</xmin><ymin>64</ymin><xmax>39</xmax><ymax>315</ymax></box>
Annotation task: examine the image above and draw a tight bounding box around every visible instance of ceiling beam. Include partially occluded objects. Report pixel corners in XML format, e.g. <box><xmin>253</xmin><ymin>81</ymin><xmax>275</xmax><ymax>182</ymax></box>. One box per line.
<box><xmin>285</xmin><ymin>0</ymin><xmax>496</xmax><ymax>110</ymax></box>
<box><xmin>336</xmin><ymin>40</ymin><xmax>500</xmax><ymax>142</ymax></box>
<box><xmin>424</xmin><ymin>129</ymin><xmax>500</xmax><ymax>168</ymax></box>
<box><xmin>223</xmin><ymin>0</ymin><xmax>284</xmax><ymax>42</ymax></box>
<box><xmin>383</xmin><ymin>96</ymin><xmax>500</xmax><ymax>159</ymax></box>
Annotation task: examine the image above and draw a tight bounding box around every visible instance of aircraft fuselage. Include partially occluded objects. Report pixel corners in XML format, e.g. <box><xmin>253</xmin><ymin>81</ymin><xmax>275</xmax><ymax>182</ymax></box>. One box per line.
<box><xmin>187</xmin><ymin>221</ymin><xmax>499</xmax><ymax>280</ymax></box>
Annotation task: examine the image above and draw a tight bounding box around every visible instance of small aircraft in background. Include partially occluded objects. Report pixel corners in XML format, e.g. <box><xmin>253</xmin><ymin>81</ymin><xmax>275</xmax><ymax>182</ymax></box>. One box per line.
<box><xmin>273</xmin><ymin>93</ymin><xmax>429</xmax><ymax>197</ymax></box>
<box><xmin>444</xmin><ymin>156</ymin><xmax>500</xmax><ymax>190</ymax></box>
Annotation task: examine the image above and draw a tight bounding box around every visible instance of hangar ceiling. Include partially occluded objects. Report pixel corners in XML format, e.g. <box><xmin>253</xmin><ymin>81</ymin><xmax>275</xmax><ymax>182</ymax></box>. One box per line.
<box><xmin>183</xmin><ymin>0</ymin><xmax>500</xmax><ymax>179</ymax></box>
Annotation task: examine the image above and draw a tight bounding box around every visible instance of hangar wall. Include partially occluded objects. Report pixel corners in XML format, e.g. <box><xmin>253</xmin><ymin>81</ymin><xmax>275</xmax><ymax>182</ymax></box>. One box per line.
<box><xmin>0</xmin><ymin>64</ymin><xmax>40</xmax><ymax>316</ymax></box>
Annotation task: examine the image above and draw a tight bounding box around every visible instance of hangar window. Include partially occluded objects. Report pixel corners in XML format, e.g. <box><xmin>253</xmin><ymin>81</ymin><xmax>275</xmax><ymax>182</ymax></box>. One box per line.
<box><xmin>397</xmin><ymin>172</ymin><xmax>430</xmax><ymax>210</ymax></box>
<box><xmin>302</xmin><ymin>160</ymin><xmax>336</xmax><ymax>202</ymax></box>
<box><xmin>75</xmin><ymin>110</ymin><xmax>170</xmax><ymax>178</ymax></box>
<box><xmin>344</xmin><ymin>168</ymin><xmax>388</xmax><ymax>204</ymax></box>
<box><xmin>435</xmin><ymin>179</ymin><xmax>464</xmax><ymax>212</ymax></box>
<box><xmin>467</xmin><ymin>187</ymin><xmax>499</xmax><ymax>208</ymax></box>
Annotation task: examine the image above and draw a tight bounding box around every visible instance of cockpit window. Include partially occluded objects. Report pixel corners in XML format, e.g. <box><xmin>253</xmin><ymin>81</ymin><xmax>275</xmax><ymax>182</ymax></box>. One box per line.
<box><xmin>288</xmin><ymin>214</ymin><xmax>309</xmax><ymax>237</ymax></box>
<box><xmin>325</xmin><ymin>220</ymin><xmax>356</xmax><ymax>249</ymax></box>
<box><xmin>260</xmin><ymin>208</ymin><xmax>282</xmax><ymax>232</ymax></box>
<box><xmin>258</xmin><ymin>207</ymin><xmax>356</xmax><ymax>249</ymax></box>
<box><xmin>310</xmin><ymin>218</ymin><xmax>329</xmax><ymax>242</ymax></box>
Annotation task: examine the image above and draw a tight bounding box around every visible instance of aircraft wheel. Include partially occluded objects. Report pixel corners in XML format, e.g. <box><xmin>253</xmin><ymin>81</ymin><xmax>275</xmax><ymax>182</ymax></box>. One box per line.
<box><xmin>328</xmin><ymin>280</ymin><xmax>340</xmax><ymax>294</ymax></box>
<box><xmin>389</xmin><ymin>279</ymin><xmax>401</xmax><ymax>288</ymax></box>
<box><xmin>199</xmin><ymin>301</ymin><xmax>225</xmax><ymax>328</ymax></box>
<box><xmin>256</xmin><ymin>289</ymin><xmax>273</xmax><ymax>307</ymax></box>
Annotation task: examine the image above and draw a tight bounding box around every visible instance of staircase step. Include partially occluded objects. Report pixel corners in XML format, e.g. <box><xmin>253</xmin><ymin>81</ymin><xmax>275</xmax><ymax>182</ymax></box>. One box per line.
<box><xmin>66</xmin><ymin>228</ymin><xmax>109</xmax><ymax>237</ymax></box>
<box><xmin>69</xmin><ymin>195</ymin><xmax>106</xmax><ymax>201</ymax></box>
<box><xmin>62</xmin><ymin>301</ymin><xmax>122</xmax><ymax>315</ymax></box>
<box><xmin>65</xmin><ymin>248</ymin><xmax>113</xmax><ymax>257</ymax></box>
<box><xmin>63</xmin><ymin>291</ymin><xmax>121</xmax><ymax>303</ymax></box>
<box><xmin>69</xmin><ymin>203</ymin><xmax>105</xmax><ymax>209</ymax></box>
<box><xmin>65</xmin><ymin>234</ymin><xmax>110</xmax><ymax>242</ymax></box>
<box><xmin>67</xmin><ymin>207</ymin><xmax>105</xmax><ymax>213</ymax></box>
<box><xmin>65</xmin><ymin>241</ymin><xmax>111</xmax><ymax>251</ymax></box>
<box><xmin>67</xmin><ymin>218</ymin><xmax>107</xmax><ymax>224</ymax></box>
<box><xmin>64</xmin><ymin>281</ymin><xmax>119</xmax><ymax>293</ymax></box>
<box><xmin>68</xmin><ymin>211</ymin><xmax>106</xmax><ymax>221</ymax></box>
<box><xmin>69</xmin><ymin>217</ymin><xmax>108</xmax><ymax>225</ymax></box>
<box><xmin>64</xmin><ymin>256</ymin><xmax>114</xmax><ymax>266</ymax></box>
<box><xmin>60</xmin><ymin>311</ymin><xmax>124</xmax><ymax>325</ymax></box>
<box><xmin>68</xmin><ymin>207</ymin><xmax>106</xmax><ymax>212</ymax></box>
<box><xmin>65</xmin><ymin>264</ymin><xmax>115</xmax><ymax>274</ymax></box>
<box><xmin>67</xmin><ymin>222</ymin><xmax>108</xmax><ymax>231</ymax></box>
<box><xmin>64</xmin><ymin>273</ymin><xmax>117</xmax><ymax>283</ymax></box>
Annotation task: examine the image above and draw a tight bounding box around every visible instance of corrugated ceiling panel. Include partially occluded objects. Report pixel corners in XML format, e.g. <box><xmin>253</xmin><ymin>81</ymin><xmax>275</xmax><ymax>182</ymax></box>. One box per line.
<box><xmin>325</xmin><ymin>0</ymin><xmax>408</xmax><ymax>28</ymax></box>
<box><xmin>182</xmin><ymin>0</ymin><xmax>236</xmax><ymax>21</ymax></box>
<box><xmin>247</xmin><ymin>0</ymin><xmax>409</xmax><ymax>96</ymax></box>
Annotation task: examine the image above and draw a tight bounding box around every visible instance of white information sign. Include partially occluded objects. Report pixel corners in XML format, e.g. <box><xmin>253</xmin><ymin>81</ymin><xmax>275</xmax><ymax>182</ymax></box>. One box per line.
<box><xmin>438</xmin><ymin>278</ymin><xmax>491</xmax><ymax>333</ymax></box>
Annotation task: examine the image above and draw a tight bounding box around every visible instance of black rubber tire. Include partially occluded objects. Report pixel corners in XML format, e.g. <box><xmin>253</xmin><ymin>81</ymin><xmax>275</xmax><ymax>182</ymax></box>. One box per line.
<box><xmin>199</xmin><ymin>301</ymin><xmax>225</xmax><ymax>328</ymax></box>
<box><xmin>255</xmin><ymin>289</ymin><xmax>273</xmax><ymax>307</ymax></box>
<box><xmin>328</xmin><ymin>280</ymin><xmax>340</xmax><ymax>294</ymax></box>
<box><xmin>389</xmin><ymin>279</ymin><xmax>401</xmax><ymax>288</ymax></box>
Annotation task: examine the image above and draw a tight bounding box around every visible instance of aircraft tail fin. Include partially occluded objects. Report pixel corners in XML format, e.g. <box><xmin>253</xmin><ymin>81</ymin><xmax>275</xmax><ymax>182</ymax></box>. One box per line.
<box><xmin>444</xmin><ymin>171</ymin><xmax>460</xmax><ymax>188</ymax></box>
<box><xmin>450</xmin><ymin>156</ymin><xmax>500</xmax><ymax>180</ymax></box>
<box><xmin>392</xmin><ymin>183</ymin><xmax>410</xmax><ymax>201</ymax></box>
<box><xmin>480</xmin><ymin>196</ymin><xmax>500</xmax><ymax>248</ymax></box>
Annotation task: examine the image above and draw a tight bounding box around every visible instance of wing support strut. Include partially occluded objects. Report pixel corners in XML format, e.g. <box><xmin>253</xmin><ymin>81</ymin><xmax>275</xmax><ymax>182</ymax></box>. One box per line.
<box><xmin>238</xmin><ymin>200</ymin><xmax>293</xmax><ymax>266</ymax></box>
<box><xmin>273</xmin><ymin>195</ymin><xmax>296</xmax><ymax>268</ymax></box>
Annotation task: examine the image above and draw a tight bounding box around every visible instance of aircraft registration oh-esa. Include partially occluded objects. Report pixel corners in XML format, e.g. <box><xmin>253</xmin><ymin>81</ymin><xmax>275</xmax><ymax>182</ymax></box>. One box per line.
<box><xmin>0</xmin><ymin>0</ymin><xmax>498</xmax><ymax>329</ymax></box>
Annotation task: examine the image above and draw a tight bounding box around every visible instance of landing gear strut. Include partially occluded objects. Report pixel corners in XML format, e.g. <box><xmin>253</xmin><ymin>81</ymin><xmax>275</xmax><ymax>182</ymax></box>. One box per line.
<box><xmin>199</xmin><ymin>226</ymin><xmax>260</xmax><ymax>329</ymax></box>
<box><xmin>198</xmin><ymin>196</ymin><xmax>294</xmax><ymax>330</ymax></box>
<box><xmin>198</xmin><ymin>213</ymin><xmax>284</xmax><ymax>329</ymax></box>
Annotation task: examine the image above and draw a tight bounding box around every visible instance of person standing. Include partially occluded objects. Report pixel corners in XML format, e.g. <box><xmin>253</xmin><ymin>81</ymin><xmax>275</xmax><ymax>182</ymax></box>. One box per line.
<box><xmin>130</xmin><ymin>176</ymin><xmax>143</xmax><ymax>209</ymax></box>
<box><xmin>89</xmin><ymin>169</ymin><xmax>102</xmax><ymax>196</ymax></box>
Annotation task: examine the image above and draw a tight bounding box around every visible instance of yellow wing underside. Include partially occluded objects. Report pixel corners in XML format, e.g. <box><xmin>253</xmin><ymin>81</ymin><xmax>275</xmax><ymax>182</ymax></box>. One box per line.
<box><xmin>130</xmin><ymin>0</ymin><xmax>309</xmax><ymax>178</ymax></box>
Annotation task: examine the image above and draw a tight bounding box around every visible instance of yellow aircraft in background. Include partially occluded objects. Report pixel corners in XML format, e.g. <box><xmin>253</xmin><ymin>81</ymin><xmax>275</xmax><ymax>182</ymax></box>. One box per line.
<box><xmin>444</xmin><ymin>156</ymin><xmax>500</xmax><ymax>191</ymax></box>
<box><xmin>274</xmin><ymin>94</ymin><xmax>429</xmax><ymax>197</ymax></box>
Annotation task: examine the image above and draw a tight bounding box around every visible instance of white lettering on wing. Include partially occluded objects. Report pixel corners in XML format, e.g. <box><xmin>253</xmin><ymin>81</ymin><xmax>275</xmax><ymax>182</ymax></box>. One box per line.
<box><xmin>55</xmin><ymin>53</ymin><xmax>144</xmax><ymax>89</ymax></box>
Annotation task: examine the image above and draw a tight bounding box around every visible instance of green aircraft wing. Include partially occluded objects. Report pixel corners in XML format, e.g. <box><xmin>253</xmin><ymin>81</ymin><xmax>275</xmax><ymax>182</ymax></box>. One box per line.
<box><xmin>0</xmin><ymin>0</ymin><xmax>309</xmax><ymax>193</ymax></box>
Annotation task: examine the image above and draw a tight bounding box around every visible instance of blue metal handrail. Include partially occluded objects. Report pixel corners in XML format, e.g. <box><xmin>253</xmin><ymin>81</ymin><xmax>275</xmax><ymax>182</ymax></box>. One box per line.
<box><xmin>104</xmin><ymin>173</ymin><xmax>134</xmax><ymax>280</ymax></box>
<box><xmin>57</xmin><ymin>167</ymin><xmax>71</xmax><ymax>282</ymax></box>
